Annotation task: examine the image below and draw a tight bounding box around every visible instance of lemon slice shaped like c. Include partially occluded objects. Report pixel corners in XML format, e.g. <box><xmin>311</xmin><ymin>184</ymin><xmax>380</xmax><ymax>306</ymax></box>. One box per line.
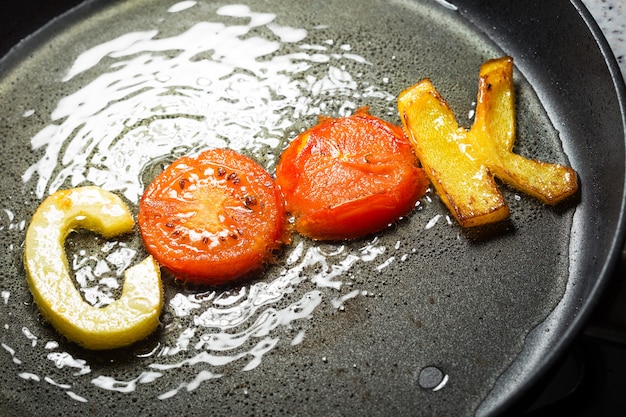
<box><xmin>24</xmin><ymin>186</ymin><xmax>163</xmax><ymax>350</ymax></box>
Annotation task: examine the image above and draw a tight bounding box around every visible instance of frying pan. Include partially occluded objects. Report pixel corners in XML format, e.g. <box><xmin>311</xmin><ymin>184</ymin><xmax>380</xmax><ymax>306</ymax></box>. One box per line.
<box><xmin>0</xmin><ymin>0</ymin><xmax>624</xmax><ymax>416</ymax></box>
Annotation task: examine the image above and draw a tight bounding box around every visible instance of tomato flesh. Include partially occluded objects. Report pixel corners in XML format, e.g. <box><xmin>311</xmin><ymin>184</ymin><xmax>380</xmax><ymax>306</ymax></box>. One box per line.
<box><xmin>138</xmin><ymin>148</ymin><xmax>287</xmax><ymax>285</ymax></box>
<box><xmin>276</xmin><ymin>107</ymin><xmax>429</xmax><ymax>240</ymax></box>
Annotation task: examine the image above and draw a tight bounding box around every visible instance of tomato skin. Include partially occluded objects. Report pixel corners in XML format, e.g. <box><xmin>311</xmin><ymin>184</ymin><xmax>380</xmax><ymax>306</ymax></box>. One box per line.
<box><xmin>138</xmin><ymin>148</ymin><xmax>287</xmax><ymax>285</ymax></box>
<box><xmin>276</xmin><ymin>107</ymin><xmax>429</xmax><ymax>240</ymax></box>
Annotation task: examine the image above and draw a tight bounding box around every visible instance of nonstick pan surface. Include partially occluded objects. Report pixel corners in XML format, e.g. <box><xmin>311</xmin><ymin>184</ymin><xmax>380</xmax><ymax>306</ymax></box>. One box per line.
<box><xmin>0</xmin><ymin>1</ymin><xmax>624</xmax><ymax>416</ymax></box>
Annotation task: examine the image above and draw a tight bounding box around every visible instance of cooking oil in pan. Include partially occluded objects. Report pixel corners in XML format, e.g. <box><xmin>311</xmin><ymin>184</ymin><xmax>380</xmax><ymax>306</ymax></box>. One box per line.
<box><xmin>0</xmin><ymin>0</ymin><xmax>574</xmax><ymax>415</ymax></box>
<box><xmin>4</xmin><ymin>0</ymin><xmax>420</xmax><ymax>401</ymax></box>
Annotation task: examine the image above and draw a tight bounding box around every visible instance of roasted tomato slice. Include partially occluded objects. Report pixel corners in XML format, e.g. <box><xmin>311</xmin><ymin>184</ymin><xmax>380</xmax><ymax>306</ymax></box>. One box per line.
<box><xmin>276</xmin><ymin>107</ymin><xmax>429</xmax><ymax>240</ymax></box>
<box><xmin>138</xmin><ymin>148</ymin><xmax>287</xmax><ymax>285</ymax></box>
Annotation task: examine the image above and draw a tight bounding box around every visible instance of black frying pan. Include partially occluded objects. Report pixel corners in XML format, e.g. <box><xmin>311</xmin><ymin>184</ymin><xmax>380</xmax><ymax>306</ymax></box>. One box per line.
<box><xmin>0</xmin><ymin>1</ymin><xmax>624</xmax><ymax>416</ymax></box>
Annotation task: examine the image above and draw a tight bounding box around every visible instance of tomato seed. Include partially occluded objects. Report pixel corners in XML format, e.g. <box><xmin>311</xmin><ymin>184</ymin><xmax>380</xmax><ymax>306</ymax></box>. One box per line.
<box><xmin>243</xmin><ymin>195</ymin><xmax>257</xmax><ymax>208</ymax></box>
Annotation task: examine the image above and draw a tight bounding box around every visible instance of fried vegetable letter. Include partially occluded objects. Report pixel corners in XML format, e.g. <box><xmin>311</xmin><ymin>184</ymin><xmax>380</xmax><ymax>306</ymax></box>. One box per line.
<box><xmin>138</xmin><ymin>148</ymin><xmax>287</xmax><ymax>285</ymax></box>
<box><xmin>398</xmin><ymin>56</ymin><xmax>578</xmax><ymax>227</ymax></box>
<box><xmin>276</xmin><ymin>107</ymin><xmax>429</xmax><ymax>240</ymax></box>
<box><xmin>24</xmin><ymin>186</ymin><xmax>163</xmax><ymax>350</ymax></box>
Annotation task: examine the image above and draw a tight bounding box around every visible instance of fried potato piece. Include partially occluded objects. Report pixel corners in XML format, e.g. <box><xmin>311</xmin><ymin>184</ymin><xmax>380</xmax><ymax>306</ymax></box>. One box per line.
<box><xmin>398</xmin><ymin>56</ymin><xmax>578</xmax><ymax>228</ymax></box>
<box><xmin>398</xmin><ymin>79</ymin><xmax>509</xmax><ymax>227</ymax></box>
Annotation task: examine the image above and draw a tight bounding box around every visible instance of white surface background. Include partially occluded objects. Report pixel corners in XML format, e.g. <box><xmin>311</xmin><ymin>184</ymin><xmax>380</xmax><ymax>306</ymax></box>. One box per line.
<box><xmin>582</xmin><ymin>0</ymin><xmax>626</xmax><ymax>80</ymax></box>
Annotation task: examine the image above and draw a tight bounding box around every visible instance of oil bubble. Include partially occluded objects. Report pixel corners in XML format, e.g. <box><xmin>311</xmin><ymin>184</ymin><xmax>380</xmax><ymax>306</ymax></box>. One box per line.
<box><xmin>418</xmin><ymin>366</ymin><xmax>449</xmax><ymax>391</ymax></box>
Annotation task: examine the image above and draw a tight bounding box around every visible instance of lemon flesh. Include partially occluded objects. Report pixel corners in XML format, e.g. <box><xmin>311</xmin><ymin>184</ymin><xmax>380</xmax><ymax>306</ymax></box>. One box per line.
<box><xmin>24</xmin><ymin>186</ymin><xmax>163</xmax><ymax>350</ymax></box>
